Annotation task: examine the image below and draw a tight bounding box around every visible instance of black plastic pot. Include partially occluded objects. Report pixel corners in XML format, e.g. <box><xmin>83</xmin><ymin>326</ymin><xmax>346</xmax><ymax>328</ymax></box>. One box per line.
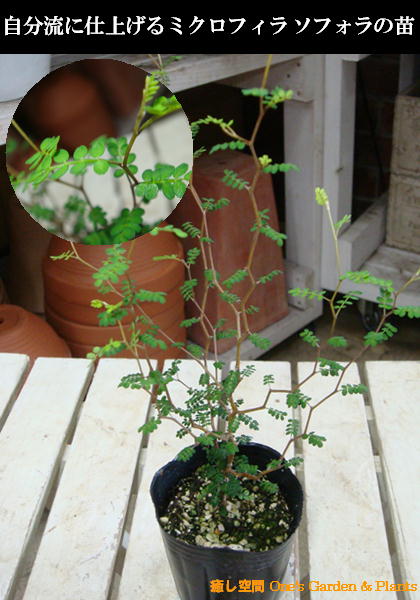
<box><xmin>150</xmin><ymin>442</ymin><xmax>304</xmax><ymax>600</ymax></box>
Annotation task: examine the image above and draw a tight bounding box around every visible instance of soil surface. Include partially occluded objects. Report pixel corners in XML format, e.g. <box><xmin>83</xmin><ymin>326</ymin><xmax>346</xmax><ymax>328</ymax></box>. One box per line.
<box><xmin>160</xmin><ymin>467</ymin><xmax>292</xmax><ymax>551</ymax></box>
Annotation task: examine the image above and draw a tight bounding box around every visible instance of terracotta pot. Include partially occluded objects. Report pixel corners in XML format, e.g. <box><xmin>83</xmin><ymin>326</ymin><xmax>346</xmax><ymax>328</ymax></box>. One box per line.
<box><xmin>43</xmin><ymin>230</ymin><xmax>186</xmax><ymax>360</ymax></box>
<box><xmin>45</xmin><ymin>299</ymin><xmax>184</xmax><ymax>347</ymax></box>
<box><xmin>61</xmin><ymin>313</ymin><xmax>186</xmax><ymax>364</ymax></box>
<box><xmin>21</xmin><ymin>66</ymin><xmax>116</xmax><ymax>151</ymax></box>
<box><xmin>0</xmin><ymin>150</ymin><xmax>51</xmax><ymax>313</ymax></box>
<box><xmin>44</xmin><ymin>281</ymin><xmax>182</xmax><ymax>326</ymax></box>
<box><xmin>0</xmin><ymin>278</ymin><xmax>8</xmax><ymax>304</ymax></box>
<box><xmin>0</xmin><ymin>304</ymin><xmax>71</xmax><ymax>363</ymax></box>
<box><xmin>80</xmin><ymin>59</ymin><xmax>147</xmax><ymax>118</ymax></box>
<box><xmin>169</xmin><ymin>150</ymin><xmax>289</xmax><ymax>353</ymax></box>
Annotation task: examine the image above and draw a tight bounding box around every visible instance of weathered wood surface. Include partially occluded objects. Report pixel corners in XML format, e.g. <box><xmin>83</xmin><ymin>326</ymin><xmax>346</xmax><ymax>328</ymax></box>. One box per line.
<box><xmin>0</xmin><ymin>357</ymin><xmax>416</xmax><ymax>599</ymax></box>
<box><xmin>0</xmin><ymin>357</ymin><xmax>93</xmax><ymax>600</ymax></box>
<box><xmin>22</xmin><ymin>359</ymin><xmax>152</xmax><ymax>600</ymax></box>
<box><xmin>0</xmin><ymin>354</ymin><xmax>29</xmax><ymax>429</ymax></box>
<box><xmin>365</xmin><ymin>361</ymin><xmax>420</xmax><ymax>600</ymax></box>
<box><xmin>298</xmin><ymin>362</ymin><xmax>397</xmax><ymax>598</ymax></box>
<box><xmin>116</xmin><ymin>361</ymin><xmax>208</xmax><ymax>600</ymax></box>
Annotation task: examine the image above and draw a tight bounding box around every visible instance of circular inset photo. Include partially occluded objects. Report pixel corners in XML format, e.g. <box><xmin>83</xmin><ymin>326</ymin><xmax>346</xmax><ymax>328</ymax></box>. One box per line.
<box><xmin>6</xmin><ymin>58</ymin><xmax>193</xmax><ymax>245</ymax></box>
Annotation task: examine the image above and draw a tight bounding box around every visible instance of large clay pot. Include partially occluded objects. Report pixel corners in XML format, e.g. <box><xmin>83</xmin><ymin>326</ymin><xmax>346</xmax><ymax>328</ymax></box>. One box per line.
<box><xmin>169</xmin><ymin>150</ymin><xmax>289</xmax><ymax>354</ymax></box>
<box><xmin>0</xmin><ymin>278</ymin><xmax>8</xmax><ymax>304</ymax></box>
<box><xmin>0</xmin><ymin>304</ymin><xmax>71</xmax><ymax>363</ymax></box>
<box><xmin>80</xmin><ymin>59</ymin><xmax>147</xmax><ymax>118</ymax></box>
<box><xmin>43</xmin><ymin>231</ymin><xmax>186</xmax><ymax>361</ymax></box>
<box><xmin>20</xmin><ymin>66</ymin><xmax>116</xmax><ymax>151</ymax></box>
<box><xmin>0</xmin><ymin>149</ymin><xmax>51</xmax><ymax>314</ymax></box>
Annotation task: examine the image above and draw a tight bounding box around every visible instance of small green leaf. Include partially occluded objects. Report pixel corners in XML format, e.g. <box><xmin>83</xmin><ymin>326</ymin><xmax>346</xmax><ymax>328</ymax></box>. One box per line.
<box><xmin>90</xmin><ymin>139</ymin><xmax>106</xmax><ymax>157</ymax></box>
<box><xmin>50</xmin><ymin>164</ymin><xmax>69</xmax><ymax>179</ymax></box>
<box><xmin>54</xmin><ymin>149</ymin><xmax>69</xmax><ymax>163</ymax></box>
<box><xmin>74</xmin><ymin>145</ymin><xmax>88</xmax><ymax>159</ymax></box>
<box><xmin>93</xmin><ymin>159</ymin><xmax>109</xmax><ymax>175</ymax></box>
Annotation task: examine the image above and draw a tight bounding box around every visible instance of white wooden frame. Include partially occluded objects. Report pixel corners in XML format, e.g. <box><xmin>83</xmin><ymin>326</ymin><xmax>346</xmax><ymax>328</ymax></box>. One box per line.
<box><xmin>321</xmin><ymin>54</ymin><xmax>420</xmax><ymax>306</ymax></box>
<box><xmin>0</xmin><ymin>53</ymin><xmax>325</xmax><ymax>361</ymax></box>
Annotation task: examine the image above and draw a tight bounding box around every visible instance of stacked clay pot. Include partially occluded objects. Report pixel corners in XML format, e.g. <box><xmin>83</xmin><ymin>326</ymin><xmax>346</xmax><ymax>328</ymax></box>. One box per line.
<box><xmin>20</xmin><ymin>65</ymin><xmax>116</xmax><ymax>151</ymax></box>
<box><xmin>42</xmin><ymin>231</ymin><xmax>186</xmax><ymax>364</ymax></box>
<box><xmin>0</xmin><ymin>304</ymin><xmax>71</xmax><ymax>363</ymax></box>
<box><xmin>169</xmin><ymin>150</ymin><xmax>289</xmax><ymax>354</ymax></box>
<box><xmin>0</xmin><ymin>277</ymin><xmax>8</xmax><ymax>304</ymax></box>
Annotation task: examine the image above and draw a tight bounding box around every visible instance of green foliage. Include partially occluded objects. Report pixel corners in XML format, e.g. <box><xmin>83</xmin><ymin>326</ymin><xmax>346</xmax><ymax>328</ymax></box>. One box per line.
<box><xmin>186</xmin><ymin>247</ymin><xmax>201</xmax><ymax>265</ymax></box>
<box><xmin>177</xmin><ymin>446</ymin><xmax>196</xmax><ymax>462</ymax></box>
<box><xmin>393</xmin><ymin>305</ymin><xmax>420</xmax><ymax>318</ymax></box>
<box><xmin>289</xmin><ymin>287</ymin><xmax>326</xmax><ymax>301</ymax></box>
<box><xmin>257</xmin><ymin>270</ymin><xmax>281</xmax><ymax>285</ymax></box>
<box><xmin>303</xmin><ymin>432</ymin><xmax>326</xmax><ymax>447</ymax></box>
<box><xmin>334</xmin><ymin>290</ymin><xmax>363</xmax><ymax>310</ymax></box>
<box><xmin>249</xmin><ymin>333</ymin><xmax>271</xmax><ymax>351</ymax></box>
<box><xmin>180</xmin><ymin>279</ymin><xmax>198</xmax><ymax>301</ymax></box>
<box><xmin>341</xmin><ymin>384</ymin><xmax>368</xmax><ymax>396</ymax></box>
<box><xmin>364</xmin><ymin>323</ymin><xmax>398</xmax><ymax>347</ymax></box>
<box><xmin>286</xmin><ymin>419</ymin><xmax>300</xmax><ymax>437</ymax></box>
<box><xmin>268</xmin><ymin>407</ymin><xmax>288</xmax><ymax>421</ymax></box>
<box><xmin>287</xmin><ymin>390</ymin><xmax>310</xmax><ymax>408</ymax></box>
<box><xmin>43</xmin><ymin>56</ymin><xmax>420</xmax><ymax>513</ymax></box>
<box><xmin>242</xmin><ymin>87</ymin><xmax>269</xmax><ymax>97</ymax></box>
<box><xmin>252</xmin><ymin>221</ymin><xmax>287</xmax><ymax>247</ymax></box>
<box><xmin>222</xmin><ymin>169</ymin><xmax>248</xmax><ymax>190</ymax></box>
<box><xmin>315</xmin><ymin>187</ymin><xmax>329</xmax><ymax>206</ymax></box>
<box><xmin>263</xmin><ymin>163</ymin><xmax>299</xmax><ymax>174</ymax></box>
<box><xmin>209</xmin><ymin>141</ymin><xmax>246</xmax><ymax>154</ymax></box>
<box><xmin>10</xmin><ymin>66</ymin><xmax>189</xmax><ymax>245</ymax></box>
<box><xmin>334</xmin><ymin>214</ymin><xmax>351</xmax><ymax>233</ymax></box>
<box><xmin>327</xmin><ymin>336</ymin><xmax>348</xmax><ymax>348</ymax></box>
<box><xmin>318</xmin><ymin>358</ymin><xmax>344</xmax><ymax>377</ymax></box>
<box><xmin>299</xmin><ymin>328</ymin><xmax>320</xmax><ymax>348</ymax></box>
<box><xmin>341</xmin><ymin>270</ymin><xmax>394</xmax><ymax>290</ymax></box>
<box><xmin>263</xmin><ymin>86</ymin><xmax>294</xmax><ymax>108</ymax></box>
<box><xmin>202</xmin><ymin>197</ymin><xmax>230</xmax><ymax>211</ymax></box>
<box><xmin>219</xmin><ymin>290</ymin><xmax>241</xmax><ymax>304</ymax></box>
<box><xmin>223</xmin><ymin>269</ymin><xmax>248</xmax><ymax>289</ymax></box>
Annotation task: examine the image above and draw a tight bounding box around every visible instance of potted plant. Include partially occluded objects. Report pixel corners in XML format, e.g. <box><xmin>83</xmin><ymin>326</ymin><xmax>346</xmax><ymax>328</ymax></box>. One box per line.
<box><xmin>51</xmin><ymin>55</ymin><xmax>420</xmax><ymax>599</ymax></box>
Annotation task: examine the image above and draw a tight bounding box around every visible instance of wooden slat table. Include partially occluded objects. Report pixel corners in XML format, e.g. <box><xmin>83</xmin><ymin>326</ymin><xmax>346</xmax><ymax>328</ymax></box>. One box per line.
<box><xmin>0</xmin><ymin>354</ymin><xmax>418</xmax><ymax>600</ymax></box>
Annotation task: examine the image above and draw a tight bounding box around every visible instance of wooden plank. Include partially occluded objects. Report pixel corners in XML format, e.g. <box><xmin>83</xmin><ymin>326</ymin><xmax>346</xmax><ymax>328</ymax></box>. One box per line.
<box><xmin>283</xmin><ymin>54</ymin><xmax>324</xmax><ymax>287</ymax></box>
<box><xmin>298</xmin><ymin>362</ymin><xmax>397</xmax><ymax>598</ymax></box>
<box><xmin>208</xmin><ymin>304</ymin><xmax>323</xmax><ymax>365</ymax></box>
<box><xmin>22</xmin><ymin>358</ymin><xmax>153</xmax><ymax>600</ymax></box>
<box><xmin>321</xmin><ymin>55</ymin><xmax>357</xmax><ymax>291</ymax></box>
<box><xmin>118</xmin><ymin>361</ymin><xmax>298</xmax><ymax>600</ymax></box>
<box><xmin>0</xmin><ymin>353</ymin><xmax>29</xmax><ymax>429</ymax></box>
<box><xmin>231</xmin><ymin>361</ymin><xmax>292</xmax><ymax>453</ymax></box>
<box><xmin>50</xmin><ymin>54</ymin><xmax>302</xmax><ymax>93</ymax></box>
<box><xmin>285</xmin><ymin>259</ymin><xmax>316</xmax><ymax>310</ymax></box>
<box><xmin>0</xmin><ymin>357</ymin><xmax>93</xmax><ymax>600</ymax></box>
<box><xmin>117</xmin><ymin>360</ymin><xmax>209</xmax><ymax>600</ymax></box>
<box><xmin>338</xmin><ymin>244</ymin><xmax>420</xmax><ymax>306</ymax></box>
<box><xmin>224</xmin><ymin>56</ymin><xmax>308</xmax><ymax>101</ymax></box>
<box><xmin>0</xmin><ymin>54</ymin><xmax>306</xmax><ymax>143</ymax></box>
<box><xmin>338</xmin><ymin>196</ymin><xmax>387</xmax><ymax>272</ymax></box>
<box><xmin>365</xmin><ymin>361</ymin><xmax>420</xmax><ymax>594</ymax></box>
<box><xmin>232</xmin><ymin>361</ymin><xmax>297</xmax><ymax>599</ymax></box>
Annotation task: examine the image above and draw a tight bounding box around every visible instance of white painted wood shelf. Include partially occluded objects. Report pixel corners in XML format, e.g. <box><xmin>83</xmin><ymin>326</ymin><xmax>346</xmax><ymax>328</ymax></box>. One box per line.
<box><xmin>4</xmin><ymin>54</ymin><xmax>416</xmax><ymax>334</ymax></box>
<box><xmin>0</xmin><ymin>355</ymin><xmax>418</xmax><ymax>599</ymax></box>
<box><xmin>0</xmin><ymin>53</ymin><xmax>324</xmax><ymax>350</ymax></box>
